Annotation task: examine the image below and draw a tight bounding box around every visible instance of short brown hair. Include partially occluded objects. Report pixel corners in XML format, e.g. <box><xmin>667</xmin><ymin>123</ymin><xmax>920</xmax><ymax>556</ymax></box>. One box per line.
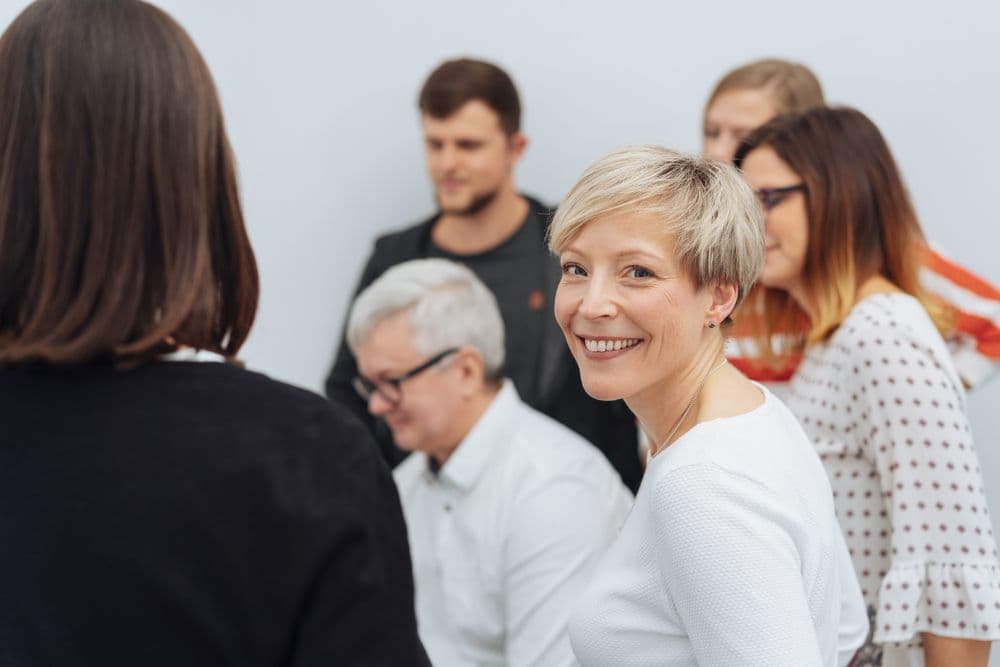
<box><xmin>705</xmin><ymin>58</ymin><xmax>824</xmax><ymax>118</ymax></box>
<box><xmin>0</xmin><ymin>0</ymin><xmax>258</xmax><ymax>366</ymax></box>
<box><xmin>734</xmin><ymin>106</ymin><xmax>948</xmax><ymax>356</ymax></box>
<box><xmin>418</xmin><ymin>58</ymin><xmax>521</xmax><ymax>135</ymax></box>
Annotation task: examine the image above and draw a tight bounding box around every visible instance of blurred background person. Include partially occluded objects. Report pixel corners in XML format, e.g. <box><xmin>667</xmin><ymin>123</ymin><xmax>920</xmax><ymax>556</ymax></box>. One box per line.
<box><xmin>324</xmin><ymin>57</ymin><xmax>643</xmax><ymax>492</ymax></box>
<box><xmin>347</xmin><ymin>258</ymin><xmax>632</xmax><ymax>667</ymax></box>
<box><xmin>736</xmin><ymin>105</ymin><xmax>1000</xmax><ymax>666</ymax></box>
<box><xmin>550</xmin><ymin>146</ymin><xmax>867</xmax><ymax>666</ymax></box>
<box><xmin>0</xmin><ymin>1</ymin><xmax>428</xmax><ymax>665</ymax></box>
<box><xmin>701</xmin><ymin>58</ymin><xmax>1000</xmax><ymax>391</ymax></box>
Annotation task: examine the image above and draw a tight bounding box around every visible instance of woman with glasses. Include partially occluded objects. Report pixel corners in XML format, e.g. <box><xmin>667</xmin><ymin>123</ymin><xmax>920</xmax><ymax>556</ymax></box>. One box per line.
<box><xmin>736</xmin><ymin>105</ymin><xmax>1000</xmax><ymax>666</ymax></box>
<box><xmin>0</xmin><ymin>2</ymin><xmax>428</xmax><ymax>665</ymax></box>
<box><xmin>701</xmin><ymin>58</ymin><xmax>1000</xmax><ymax>391</ymax></box>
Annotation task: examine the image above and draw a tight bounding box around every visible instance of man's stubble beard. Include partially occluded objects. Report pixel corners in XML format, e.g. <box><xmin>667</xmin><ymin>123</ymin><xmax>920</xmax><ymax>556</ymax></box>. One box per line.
<box><xmin>436</xmin><ymin>186</ymin><xmax>500</xmax><ymax>217</ymax></box>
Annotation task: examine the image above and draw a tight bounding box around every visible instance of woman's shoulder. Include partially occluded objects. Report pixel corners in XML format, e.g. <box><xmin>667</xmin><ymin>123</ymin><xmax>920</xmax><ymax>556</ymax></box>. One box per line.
<box><xmin>831</xmin><ymin>293</ymin><xmax>960</xmax><ymax>387</ymax></box>
<box><xmin>4</xmin><ymin>360</ymin><xmax>372</xmax><ymax>459</ymax></box>
<box><xmin>153</xmin><ymin>360</ymin><xmax>348</xmax><ymax>424</ymax></box>
<box><xmin>835</xmin><ymin>292</ymin><xmax>940</xmax><ymax>347</ymax></box>
<box><xmin>647</xmin><ymin>388</ymin><xmax>824</xmax><ymax>500</ymax></box>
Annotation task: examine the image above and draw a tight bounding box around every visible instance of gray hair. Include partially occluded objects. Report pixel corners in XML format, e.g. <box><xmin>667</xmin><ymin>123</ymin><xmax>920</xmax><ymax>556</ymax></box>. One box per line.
<box><xmin>346</xmin><ymin>258</ymin><xmax>505</xmax><ymax>378</ymax></box>
<box><xmin>548</xmin><ymin>145</ymin><xmax>765</xmax><ymax>320</ymax></box>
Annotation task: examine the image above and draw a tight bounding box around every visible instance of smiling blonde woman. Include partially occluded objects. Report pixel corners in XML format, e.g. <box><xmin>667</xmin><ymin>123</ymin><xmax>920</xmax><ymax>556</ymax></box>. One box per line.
<box><xmin>549</xmin><ymin>145</ymin><xmax>867</xmax><ymax>666</ymax></box>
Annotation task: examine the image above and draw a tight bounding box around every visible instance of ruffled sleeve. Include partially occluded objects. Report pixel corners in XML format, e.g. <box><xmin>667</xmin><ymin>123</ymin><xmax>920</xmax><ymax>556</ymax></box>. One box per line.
<box><xmin>876</xmin><ymin>561</ymin><xmax>1000</xmax><ymax>643</ymax></box>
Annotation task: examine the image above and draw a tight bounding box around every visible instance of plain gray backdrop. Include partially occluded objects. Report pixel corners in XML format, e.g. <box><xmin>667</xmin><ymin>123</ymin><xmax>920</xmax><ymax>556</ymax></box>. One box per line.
<box><xmin>3</xmin><ymin>0</ymin><xmax>999</xmax><ymax>656</ymax></box>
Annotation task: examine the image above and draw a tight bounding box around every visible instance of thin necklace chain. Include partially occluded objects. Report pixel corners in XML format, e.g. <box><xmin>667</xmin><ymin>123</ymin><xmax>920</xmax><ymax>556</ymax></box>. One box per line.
<box><xmin>655</xmin><ymin>357</ymin><xmax>728</xmax><ymax>456</ymax></box>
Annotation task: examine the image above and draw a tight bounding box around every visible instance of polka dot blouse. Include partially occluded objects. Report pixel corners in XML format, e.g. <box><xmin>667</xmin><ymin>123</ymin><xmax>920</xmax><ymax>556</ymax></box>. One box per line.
<box><xmin>786</xmin><ymin>293</ymin><xmax>1000</xmax><ymax>667</ymax></box>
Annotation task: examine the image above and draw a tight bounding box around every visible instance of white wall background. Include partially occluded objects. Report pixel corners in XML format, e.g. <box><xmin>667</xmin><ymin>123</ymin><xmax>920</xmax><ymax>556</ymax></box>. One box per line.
<box><xmin>3</xmin><ymin>0</ymin><xmax>1000</xmax><ymax>654</ymax></box>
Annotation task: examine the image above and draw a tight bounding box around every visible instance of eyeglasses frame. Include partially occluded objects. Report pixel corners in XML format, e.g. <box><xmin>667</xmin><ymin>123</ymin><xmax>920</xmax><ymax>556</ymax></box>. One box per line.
<box><xmin>352</xmin><ymin>347</ymin><xmax>461</xmax><ymax>406</ymax></box>
<box><xmin>754</xmin><ymin>183</ymin><xmax>806</xmax><ymax>211</ymax></box>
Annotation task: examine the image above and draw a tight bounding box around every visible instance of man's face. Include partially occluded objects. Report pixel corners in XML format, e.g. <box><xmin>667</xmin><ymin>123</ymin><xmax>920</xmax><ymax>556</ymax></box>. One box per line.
<box><xmin>353</xmin><ymin>312</ymin><xmax>466</xmax><ymax>459</ymax></box>
<box><xmin>422</xmin><ymin>99</ymin><xmax>524</xmax><ymax>216</ymax></box>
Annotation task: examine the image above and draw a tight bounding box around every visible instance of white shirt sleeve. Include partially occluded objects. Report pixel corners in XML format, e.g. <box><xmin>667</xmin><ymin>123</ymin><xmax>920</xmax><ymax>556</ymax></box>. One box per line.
<box><xmin>503</xmin><ymin>472</ymin><xmax>629</xmax><ymax>667</ymax></box>
<box><xmin>650</xmin><ymin>462</ymin><xmax>825</xmax><ymax>667</ymax></box>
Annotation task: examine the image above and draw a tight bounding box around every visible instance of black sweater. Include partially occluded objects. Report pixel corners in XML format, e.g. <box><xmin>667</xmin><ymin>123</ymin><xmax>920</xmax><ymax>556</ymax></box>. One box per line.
<box><xmin>0</xmin><ymin>360</ymin><xmax>429</xmax><ymax>667</ymax></box>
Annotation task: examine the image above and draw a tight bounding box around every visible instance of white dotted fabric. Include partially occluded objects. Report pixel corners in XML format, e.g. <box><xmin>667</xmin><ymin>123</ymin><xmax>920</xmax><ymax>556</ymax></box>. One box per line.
<box><xmin>787</xmin><ymin>293</ymin><xmax>1000</xmax><ymax>665</ymax></box>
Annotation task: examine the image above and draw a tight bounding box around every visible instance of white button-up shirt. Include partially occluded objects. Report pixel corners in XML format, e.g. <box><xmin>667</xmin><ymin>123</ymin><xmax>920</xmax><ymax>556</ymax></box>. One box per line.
<box><xmin>394</xmin><ymin>381</ymin><xmax>633</xmax><ymax>667</ymax></box>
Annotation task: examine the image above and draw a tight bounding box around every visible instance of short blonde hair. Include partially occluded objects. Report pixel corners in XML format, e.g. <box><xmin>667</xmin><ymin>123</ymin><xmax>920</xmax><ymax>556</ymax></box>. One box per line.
<box><xmin>548</xmin><ymin>145</ymin><xmax>764</xmax><ymax>321</ymax></box>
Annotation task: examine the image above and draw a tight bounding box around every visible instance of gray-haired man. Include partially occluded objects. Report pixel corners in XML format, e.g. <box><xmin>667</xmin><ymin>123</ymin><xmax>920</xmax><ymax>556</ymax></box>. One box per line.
<box><xmin>347</xmin><ymin>258</ymin><xmax>632</xmax><ymax>667</ymax></box>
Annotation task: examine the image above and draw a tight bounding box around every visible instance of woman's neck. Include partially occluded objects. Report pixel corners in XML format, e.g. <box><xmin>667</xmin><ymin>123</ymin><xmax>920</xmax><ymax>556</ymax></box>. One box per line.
<box><xmin>627</xmin><ymin>344</ymin><xmax>726</xmax><ymax>456</ymax></box>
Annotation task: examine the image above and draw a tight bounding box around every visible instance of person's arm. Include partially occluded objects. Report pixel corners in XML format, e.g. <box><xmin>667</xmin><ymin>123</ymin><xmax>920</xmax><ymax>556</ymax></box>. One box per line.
<box><xmin>323</xmin><ymin>245</ymin><xmax>386</xmax><ymax>414</ymax></box>
<box><xmin>922</xmin><ymin>634</ymin><xmax>990</xmax><ymax>667</ymax></box>
<box><xmin>503</xmin><ymin>470</ymin><xmax>630</xmax><ymax>667</ymax></box>
<box><xmin>920</xmin><ymin>245</ymin><xmax>1000</xmax><ymax>389</ymax></box>
<box><xmin>651</xmin><ymin>463</ymin><xmax>825</xmax><ymax>667</ymax></box>
<box><xmin>323</xmin><ymin>244</ymin><xmax>407</xmax><ymax>465</ymax></box>
<box><xmin>288</xmin><ymin>405</ymin><xmax>430</xmax><ymax>666</ymax></box>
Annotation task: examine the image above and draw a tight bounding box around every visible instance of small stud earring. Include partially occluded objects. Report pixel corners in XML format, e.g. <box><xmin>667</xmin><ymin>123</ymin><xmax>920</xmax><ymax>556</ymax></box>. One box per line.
<box><xmin>707</xmin><ymin>322</ymin><xmax>716</xmax><ymax>329</ymax></box>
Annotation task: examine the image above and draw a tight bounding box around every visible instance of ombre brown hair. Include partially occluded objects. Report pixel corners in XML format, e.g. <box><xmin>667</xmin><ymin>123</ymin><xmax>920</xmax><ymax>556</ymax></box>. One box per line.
<box><xmin>733</xmin><ymin>106</ymin><xmax>949</xmax><ymax>360</ymax></box>
<box><xmin>0</xmin><ymin>0</ymin><xmax>258</xmax><ymax>366</ymax></box>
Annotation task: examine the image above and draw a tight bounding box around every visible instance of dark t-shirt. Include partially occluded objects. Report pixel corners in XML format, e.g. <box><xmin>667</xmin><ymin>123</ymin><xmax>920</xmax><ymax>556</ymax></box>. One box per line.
<box><xmin>0</xmin><ymin>361</ymin><xmax>429</xmax><ymax>667</ymax></box>
<box><xmin>428</xmin><ymin>208</ymin><xmax>548</xmax><ymax>404</ymax></box>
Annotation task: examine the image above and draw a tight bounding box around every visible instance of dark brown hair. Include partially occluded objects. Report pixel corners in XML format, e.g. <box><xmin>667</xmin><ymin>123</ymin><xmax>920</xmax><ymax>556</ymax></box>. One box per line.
<box><xmin>418</xmin><ymin>58</ymin><xmax>521</xmax><ymax>135</ymax></box>
<box><xmin>733</xmin><ymin>106</ymin><xmax>948</xmax><ymax>358</ymax></box>
<box><xmin>705</xmin><ymin>58</ymin><xmax>824</xmax><ymax>120</ymax></box>
<box><xmin>0</xmin><ymin>0</ymin><xmax>258</xmax><ymax>366</ymax></box>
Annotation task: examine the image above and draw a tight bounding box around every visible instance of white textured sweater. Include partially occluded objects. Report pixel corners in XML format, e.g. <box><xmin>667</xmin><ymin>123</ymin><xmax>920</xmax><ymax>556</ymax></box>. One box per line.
<box><xmin>568</xmin><ymin>385</ymin><xmax>868</xmax><ymax>666</ymax></box>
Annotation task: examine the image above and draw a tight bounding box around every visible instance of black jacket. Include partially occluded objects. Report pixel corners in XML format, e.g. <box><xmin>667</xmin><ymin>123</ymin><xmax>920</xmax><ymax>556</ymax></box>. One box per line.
<box><xmin>325</xmin><ymin>197</ymin><xmax>642</xmax><ymax>491</ymax></box>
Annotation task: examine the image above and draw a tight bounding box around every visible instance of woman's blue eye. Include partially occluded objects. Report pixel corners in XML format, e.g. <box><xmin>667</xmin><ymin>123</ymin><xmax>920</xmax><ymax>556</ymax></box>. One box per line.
<box><xmin>628</xmin><ymin>266</ymin><xmax>653</xmax><ymax>279</ymax></box>
<box><xmin>562</xmin><ymin>263</ymin><xmax>586</xmax><ymax>277</ymax></box>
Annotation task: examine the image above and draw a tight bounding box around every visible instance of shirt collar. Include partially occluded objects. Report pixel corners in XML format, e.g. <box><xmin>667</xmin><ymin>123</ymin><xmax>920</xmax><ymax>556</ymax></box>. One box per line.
<box><xmin>161</xmin><ymin>348</ymin><xmax>227</xmax><ymax>363</ymax></box>
<box><xmin>429</xmin><ymin>380</ymin><xmax>520</xmax><ymax>491</ymax></box>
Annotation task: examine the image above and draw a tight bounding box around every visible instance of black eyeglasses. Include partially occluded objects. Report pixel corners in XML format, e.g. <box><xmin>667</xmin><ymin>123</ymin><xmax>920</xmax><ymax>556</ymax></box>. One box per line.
<box><xmin>754</xmin><ymin>183</ymin><xmax>806</xmax><ymax>211</ymax></box>
<box><xmin>352</xmin><ymin>347</ymin><xmax>460</xmax><ymax>406</ymax></box>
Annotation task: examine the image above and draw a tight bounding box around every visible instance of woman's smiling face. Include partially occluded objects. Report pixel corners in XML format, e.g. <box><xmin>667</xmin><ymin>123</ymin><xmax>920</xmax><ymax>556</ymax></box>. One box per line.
<box><xmin>554</xmin><ymin>209</ymin><xmax>713</xmax><ymax>403</ymax></box>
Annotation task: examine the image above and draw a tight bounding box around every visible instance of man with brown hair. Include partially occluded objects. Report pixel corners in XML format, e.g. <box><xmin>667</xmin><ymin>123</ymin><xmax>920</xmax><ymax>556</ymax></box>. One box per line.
<box><xmin>325</xmin><ymin>58</ymin><xmax>642</xmax><ymax>491</ymax></box>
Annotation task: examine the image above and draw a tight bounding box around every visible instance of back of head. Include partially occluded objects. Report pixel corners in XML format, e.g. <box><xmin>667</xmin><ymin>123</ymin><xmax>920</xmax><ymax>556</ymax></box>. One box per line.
<box><xmin>734</xmin><ymin>106</ymin><xmax>944</xmax><ymax>343</ymax></box>
<box><xmin>347</xmin><ymin>259</ymin><xmax>506</xmax><ymax>379</ymax></box>
<box><xmin>706</xmin><ymin>58</ymin><xmax>825</xmax><ymax>117</ymax></box>
<box><xmin>418</xmin><ymin>58</ymin><xmax>521</xmax><ymax>135</ymax></box>
<box><xmin>549</xmin><ymin>145</ymin><xmax>765</xmax><ymax>322</ymax></box>
<box><xmin>0</xmin><ymin>0</ymin><xmax>258</xmax><ymax>366</ymax></box>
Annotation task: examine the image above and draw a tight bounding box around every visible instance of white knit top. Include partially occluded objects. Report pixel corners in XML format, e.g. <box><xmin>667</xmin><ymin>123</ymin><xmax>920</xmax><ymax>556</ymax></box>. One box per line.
<box><xmin>568</xmin><ymin>385</ymin><xmax>868</xmax><ymax>666</ymax></box>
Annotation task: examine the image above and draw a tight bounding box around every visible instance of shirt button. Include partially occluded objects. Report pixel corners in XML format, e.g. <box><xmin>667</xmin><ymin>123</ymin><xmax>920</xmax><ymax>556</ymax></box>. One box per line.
<box><xmin>443</xmin><ymin>504</ymin><xmax>452</xmax><ymax>512</ymax></box>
